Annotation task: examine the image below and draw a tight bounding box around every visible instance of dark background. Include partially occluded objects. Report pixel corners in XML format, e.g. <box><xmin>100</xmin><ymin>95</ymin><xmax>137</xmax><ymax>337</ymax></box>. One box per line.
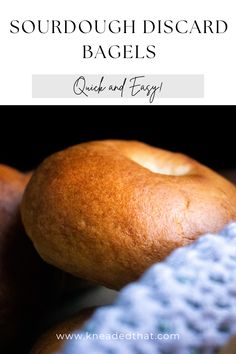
<box><xmin>0</xmin><ymin>111</ymin><xmax>235</xmax><ymax>354</ymax></box>
<box><xmin>0</xmin><ymin>113</ymin><xmax>235</xmax><ymax>171</ymax></box>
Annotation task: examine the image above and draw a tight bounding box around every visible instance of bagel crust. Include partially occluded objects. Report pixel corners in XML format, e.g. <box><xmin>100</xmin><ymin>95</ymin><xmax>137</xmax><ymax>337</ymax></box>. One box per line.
<box><xmin>30</xmin><ymin>307</ymin><xmax>95</xmax><ymax>354</ymax></box>
<box><xmin>21</xmin><ymin>140</ymin><xmax>236</xmax><ymax>289</ymax></box>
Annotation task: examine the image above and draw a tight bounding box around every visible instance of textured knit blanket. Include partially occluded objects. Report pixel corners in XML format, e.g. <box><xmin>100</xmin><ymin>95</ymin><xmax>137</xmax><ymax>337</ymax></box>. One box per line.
<box><xmin>62</xmin><ymin>222</ymin><xmax>236</xmax><ymax>354</ymax></box>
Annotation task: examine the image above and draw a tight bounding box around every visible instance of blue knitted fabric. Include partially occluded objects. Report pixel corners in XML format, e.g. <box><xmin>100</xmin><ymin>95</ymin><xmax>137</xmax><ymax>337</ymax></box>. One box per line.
<box><xmin>62</xmin><ymin>223</ymin><xmax>236</xmax><ymax>354</ymax></box>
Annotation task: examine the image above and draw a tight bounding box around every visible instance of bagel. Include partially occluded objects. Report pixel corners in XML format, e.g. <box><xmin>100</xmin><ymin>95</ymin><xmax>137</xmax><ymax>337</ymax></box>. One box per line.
<box><xmin>219</xmin><ymin>335</ymin><xmax>236</xmax><ymax>354</ymax></box>
<box><xmin>21</xmin><ymin>140</ymin><xmax>236</xmax><ymax>289</ymax></box>
<box><xmin>0</xmin><ymin>164</ymin><xmax>63</xmax><ymax>353</ymax></box>
<box><xmin>30</xmin><ymin>307</ymin><xmax>95</xmax><ymax>354</ymax></box>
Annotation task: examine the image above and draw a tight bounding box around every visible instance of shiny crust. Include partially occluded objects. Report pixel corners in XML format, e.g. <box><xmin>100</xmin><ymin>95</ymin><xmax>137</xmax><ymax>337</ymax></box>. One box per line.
<box><xmin>21</xmin><ymin>140</ymin><xmax>236</xmax><ymax>289</ymax></box>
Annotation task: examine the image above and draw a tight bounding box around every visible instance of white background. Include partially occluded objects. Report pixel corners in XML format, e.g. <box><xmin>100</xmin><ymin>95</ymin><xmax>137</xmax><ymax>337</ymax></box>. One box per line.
<box><xmin>0</xmin><ymin>0</ymin><xmax>235</xmax><ymax>105</ymax></box>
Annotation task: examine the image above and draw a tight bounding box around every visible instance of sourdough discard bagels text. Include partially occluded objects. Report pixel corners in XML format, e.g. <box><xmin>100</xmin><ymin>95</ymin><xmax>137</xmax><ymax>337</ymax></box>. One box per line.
<box><xmin>21</xmin><ymin>140</ymin><xmax>236</xmax><ymax>289</ymax></box>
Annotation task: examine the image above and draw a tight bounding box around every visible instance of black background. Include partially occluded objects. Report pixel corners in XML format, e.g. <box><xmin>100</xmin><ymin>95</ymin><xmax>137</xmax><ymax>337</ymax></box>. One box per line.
<box><xmin>0</xmin><ymin>110</ymin><xmax>235</xmax><ymax>354</ymax></box>
<box><xmin>0</xmin><ymin>112</ymin><xmax>235</xmax><ymax>171</ymax></box>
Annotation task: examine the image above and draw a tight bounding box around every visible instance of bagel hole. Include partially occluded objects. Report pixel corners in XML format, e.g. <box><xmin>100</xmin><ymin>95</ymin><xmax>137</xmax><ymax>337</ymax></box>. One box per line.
<box><xmin>130</xmin><ymin>156</ymin><xmax>191</xmax><ymax>176</ymax></box>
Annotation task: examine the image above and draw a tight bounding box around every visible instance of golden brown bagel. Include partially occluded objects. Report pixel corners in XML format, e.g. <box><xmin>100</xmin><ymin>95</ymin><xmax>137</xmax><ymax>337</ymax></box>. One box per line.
<box><xmin>21</xmin><ymin>140</ymin><xmax>236</xmax><ymax>289</ymax></box>
<box><xmin>30</xmin><ymin>307</ymin><xmax>95</xmax><ymax>354</ymax></box>
<box><xmin>0</xmin><ymin>165</ymin><xmax>63</xmax><ymax>354</ymax></box>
